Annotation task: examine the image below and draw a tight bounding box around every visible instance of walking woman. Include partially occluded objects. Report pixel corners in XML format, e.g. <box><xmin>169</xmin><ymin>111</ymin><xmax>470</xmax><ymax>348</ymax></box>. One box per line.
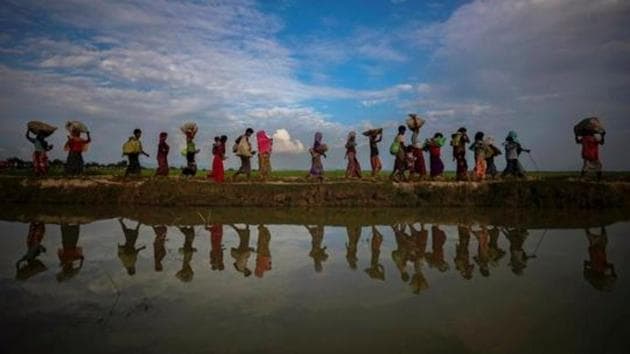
<box><xmin>451</xmin><ymin>127</ymin><xmax>469</xmax><ymax>181</ymax></box>
<box><xmin>389</xmin><ymin>125</ymin><xmax>407</xmax><ymax>181</ymax></box>
<box><xmin>367</xmin><ymin>130</ymin><xmax>383</xmax><ymax>177</ymax></box>
<box><xmin>426</xmin><ymin>133</ymin><xmax>445</xmax><ymax>178</ymax></box>
<box><xmin>309</xmin><ymin>132</ymin><xmax>327</xmax><ymax>181</ymax></box>
<box><xmin>210</xmin><ymin>135</ymin><xmax>227</xmax><ymax>183</ymax></box>
<box><xmin>256</xmin><ymin>130</ymin><xmax>273</xmax><ymax>180</ymax></box>
<box><xmin>155</xmin><ymin>132</ymin><xmax>170</xmax><ymax>176</ymax></box>
<box><xmin>345</xmin><ymin>131</ymin><xmax>362</xmax><ymax>179</ymax></box>
<box><xmin>469</xmin><ymin>131</ymin><xmax>488</xmax><ymax>181</ymax></box>
<box><xmin>410</xmin><ymin>125</ymin><xmax>427</xmax><ymax>179</ymax></box>
<box><xmin>26</xmin><ymin>129</ymin><xmax>53</xmax><ymax>177</ymax></box>
<box><xmin>64</xmin><ymin>125</ymin><xmax>91</xmax><ymax>176</ymax></box>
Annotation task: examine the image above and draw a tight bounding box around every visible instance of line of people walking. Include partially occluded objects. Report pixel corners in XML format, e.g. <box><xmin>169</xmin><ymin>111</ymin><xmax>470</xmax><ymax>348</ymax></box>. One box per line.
<box><xmin>22</xmin><ymin>115</ymin><xmax>606</xmax><ymax>181</ymax></box>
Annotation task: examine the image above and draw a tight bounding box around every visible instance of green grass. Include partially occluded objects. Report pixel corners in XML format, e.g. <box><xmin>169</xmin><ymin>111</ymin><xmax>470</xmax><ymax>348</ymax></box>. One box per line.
<box><xmin>3</xmin><ymin>165</ymin><xmax>630</xmax><ymax>181</ymax></box>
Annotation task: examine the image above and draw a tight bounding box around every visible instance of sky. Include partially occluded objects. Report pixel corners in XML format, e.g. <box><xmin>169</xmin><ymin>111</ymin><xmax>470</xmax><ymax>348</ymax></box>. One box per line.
<box><xmin>0</xmin><ymin>0</ymin><xmax>629</xmax><ymax>171</ymax></box>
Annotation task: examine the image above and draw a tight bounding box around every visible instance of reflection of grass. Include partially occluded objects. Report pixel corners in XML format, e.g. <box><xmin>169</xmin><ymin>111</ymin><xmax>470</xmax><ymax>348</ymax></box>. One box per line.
<box><xmin>2</xmin><ymin>166</ymin><xmax>630</xmax><ymax>181</ymax></box>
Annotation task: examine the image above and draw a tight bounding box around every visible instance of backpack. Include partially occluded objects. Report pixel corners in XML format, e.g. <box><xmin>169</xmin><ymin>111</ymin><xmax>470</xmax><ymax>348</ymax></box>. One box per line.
<box><xmin>389</xmin><ymin>140</ymin><xmax>400</xmax><ymax>155</ymax></box>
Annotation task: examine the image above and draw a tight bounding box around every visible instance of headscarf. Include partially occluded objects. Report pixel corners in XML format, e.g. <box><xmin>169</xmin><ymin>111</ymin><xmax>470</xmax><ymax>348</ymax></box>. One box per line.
<box><xmin>313</xmin><ymin>132</ymin><xmax>323</xmax><ymax>149</ymax></box>
<box><xmin>346</xmin><ymin>131</ymin><xmax>356</xmax><ymax>148</ymax></box>
<box><xmin>256</xmin><ymin>130</ymin><xmax>272</xmax><ymax>154</ymax></box>
<box><xmin>507</xmin><ymin>131</ymin><xmax>519</xmax><ymax>143</ymax></box>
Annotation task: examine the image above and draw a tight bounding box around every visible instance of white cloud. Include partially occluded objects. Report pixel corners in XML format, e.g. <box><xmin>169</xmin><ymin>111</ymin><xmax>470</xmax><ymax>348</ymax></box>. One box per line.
<box><xmin>402</xmin><ymin>0</ymin><xmax>630</xmax><ymax>170</ymax></box>
<box><xmin>271</xmin><ymin>129</ymin><xmax>305</xmax><ymax>154</ymax></box>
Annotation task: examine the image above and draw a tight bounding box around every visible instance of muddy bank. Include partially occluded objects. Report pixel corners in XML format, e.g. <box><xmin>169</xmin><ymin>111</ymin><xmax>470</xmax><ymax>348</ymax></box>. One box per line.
<box><xmin>1</xmin><ymin>204</ymin><xmax>628</xmax><ymax>229</ymax></box>
<box><xmin>1</xmin><ymin>176</ymin><xmax>629</xmax><ymax>208</ymax></box>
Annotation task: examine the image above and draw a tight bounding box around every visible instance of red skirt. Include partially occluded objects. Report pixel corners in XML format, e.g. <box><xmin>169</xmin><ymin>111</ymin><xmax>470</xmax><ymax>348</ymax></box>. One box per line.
<box><xmin>412</xmin><ymin>147</ymin><xmax>426</xmax><ymax>176</ymax></box>
<box><xmin>33</xmin><ymin>151</ymin><xmax>48</xmax><ymax>176</ymax></box>
<box><xmin>210</xmin><ymin>155</ymin><xmax>224</xmax><ymax>182</ymax></box>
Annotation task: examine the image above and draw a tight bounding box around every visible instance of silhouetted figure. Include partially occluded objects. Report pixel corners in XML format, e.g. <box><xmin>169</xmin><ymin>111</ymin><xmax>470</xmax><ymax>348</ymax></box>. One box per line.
<box><xmin>255</xmin><ymin>225</ymin><xmax>272</xmax><ymax>278</ymax></box>
<box><xmin>176</xmin><ymin>226</ymin><xmax>197</xmax><ymax>282</ymax></box>
<box><xmin>473</xmin><ymin>225</ymin><xmax>491</xmax><ymax>277</ymax></box>
<box><xmin>152</xmin><ymin>225</ymin><xmax>167</xmax><ymax>272</ymax></box>
<box><xmin>503</xmin><ymin>227</ymin><xmax>533</xmax><ymax>275</ymax></box>
<box><xmin>117</xmin><ymin>219</ymin><xmax>145</xmax><ymax>276</ymax></box>
<box><xmin>427</xmin><ymin>225</ymin><xmax>449</xmax><ymax>272</ymax></box>
<box><xmin>488</xmin><ymin>226</ymin><xmax>506</xmax><ymax>266</ymax></box>
<box><xmin>305</xmin><ymin>225</ymin><xmax>328</xmax><ymax>273</ymax></box>
<box><xmin>230</xmin><ymin>224</ymin><xmax>254</xmax><ymax>277</ymax></box>
<box><xmin>16</xmin><ymin>221</ymin><xmax>47</xmax><ymax>280</ymax></box>
<box><xmin>583</xmin><ymin>227</ymin><xmax>617</xmax><ymax>291</ymax></box>
<box><xmin>346</xmin><ymin>225</ymin><xmax>361</xmax><ymax>270</ymax></box>
<box><xmin>454</xmin><ymin>225</ymin><xmax>474</xmax><ymax>280</ymax></box>
<box><xmin>365</xmin><ymin>226</ymin><xmax>385</xmax><ymax>281</ymax></box>
<box><xmin>207</xmin><ymin>224</ymin><xmax>225</xmax><ymax>271</ymax></box>
<box><xmin>57</xmin><ymin>223</ymin><xmax>84</xmax><ymax>281</ymax></box>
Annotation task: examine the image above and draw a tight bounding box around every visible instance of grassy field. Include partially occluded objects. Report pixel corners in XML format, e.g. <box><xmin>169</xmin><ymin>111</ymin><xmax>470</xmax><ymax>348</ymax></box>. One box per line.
<box><xmin>2</xmin><ymin>165</ymin><xmax>630</xmax><ymax>181</ymax></box>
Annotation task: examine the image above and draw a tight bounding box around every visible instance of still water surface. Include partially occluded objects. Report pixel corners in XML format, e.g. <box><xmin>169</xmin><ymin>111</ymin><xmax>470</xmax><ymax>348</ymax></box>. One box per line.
<box><xmin>1</xmin><ymin>208</ymin><xmax>628</xmax><ymax>354</ymax></box>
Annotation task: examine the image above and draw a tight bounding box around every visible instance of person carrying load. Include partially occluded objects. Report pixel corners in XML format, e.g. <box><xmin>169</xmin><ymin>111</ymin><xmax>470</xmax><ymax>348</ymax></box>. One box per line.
<box><xmin>574</xmin><ymin>117</ymin><xmax>605</xmax><ymax>181</ymax></box>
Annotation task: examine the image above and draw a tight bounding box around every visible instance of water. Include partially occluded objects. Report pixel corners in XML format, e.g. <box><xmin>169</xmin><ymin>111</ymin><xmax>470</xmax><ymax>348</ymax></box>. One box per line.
<box><xmin>1</xmin><ymin>207</ymin><xmax>629</xmax><ymax>354</ymax></box>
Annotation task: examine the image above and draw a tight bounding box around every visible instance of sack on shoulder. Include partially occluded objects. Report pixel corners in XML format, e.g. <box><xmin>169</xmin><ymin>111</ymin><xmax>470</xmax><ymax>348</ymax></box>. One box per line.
<box><xmin>450</xmin><ymin>133</ymin><xmax>460</xmax><ymax>147</ymax></box>
<box><xmin>233</xmin><ymin>135</ymin><xmax>242</xmax><ymax>153</ymax></box>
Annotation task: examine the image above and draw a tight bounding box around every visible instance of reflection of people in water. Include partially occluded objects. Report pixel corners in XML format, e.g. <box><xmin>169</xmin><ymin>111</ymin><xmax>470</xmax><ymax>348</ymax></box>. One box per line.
<box><xmin>152</xmin><ymin>225</ymin><xmax>167</xmax><ymax>272</ymax></box>
<box><xmin>454</xmin><ymin>225</ymin><xmax>474</xmax><ymax>280</ymax></box>
<box><xmin>473</xmin><ymin>225</ymin><xmax>491</xmax><ymax>277</ymax></box>
<box><xmin>409</xmin><ymin>224</ymin><xmax>429</xmax><ymax>294</ymax></box>
<box><xmin>176</xmin><ymin>226</ymin><xmax>197</xmax><ymax>282</ymax></box>
<box><xmin>57</xmin><ymin>223</ymin><xmax>84</xmax><ymax>281</ymax></box>
<box><xmin>346</xmin><ymin>225</ymin><xmax>361</xmax><ymax>270</ymax></box>
<box><xmin>583</xmin><ymin>227</ymin><xmax>617</xmax><ymax>291</ymax></box>
<box><xmin>365</xmin><ymin>226</ymin><xmax>385</xmax><ymax>281</ymax></box>
<box><xmin>305</xmin><ymin>225</ymin><xmax>328</xmax><ymax>273</ymax></box>
<box><xmin>255</xmin><ymin>225</ymin><xmax>272</xmax><ymax>278</ymax></box>
<box><xmin>427</xmin><ymin>225</ymin><xmax>449</xmax><ymax>272</ymax></box>
<box><xmin>488</xmin><ymin>226</ymin><xmax>506</xmax><ymax>266</ymax></box>
<box><xmin>207</xmin><ymin>224</ymin><xmax>224</xmax><ymax>271</ymax></box>
<box><xmin>16</xmin><ymin>221</ymin><xmax>48</xmax><ymax>280</ymax></box>
<box><xmin>391</xmin><ymin>224</ymin><xmax>412</xmax><ymax>282</ymax></box>
<box><xmin>229</xmin><ymin>224</ymin><xmax>254</xmax><ymax>277</ymax></box>
<box><xmin>118</xmin><ymin>218</ymin><xmax>145</xmax><ymax>276</ymax></box>
<box><xmin>503</xmin><ymin>227</ymin><xmax>533</xmax><ymax>275</ymax></box>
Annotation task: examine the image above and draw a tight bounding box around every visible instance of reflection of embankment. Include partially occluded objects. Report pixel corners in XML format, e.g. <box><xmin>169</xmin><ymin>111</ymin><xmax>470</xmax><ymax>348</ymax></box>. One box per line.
<box><xmin>1</xmin><ymin>205</ymin><xmax>628</xmax><ymax>229</ymax></box>
<box><xmin>2</xmin><ymin>176</ymin><xmax>630</xmax><ymax>208</ymax></box>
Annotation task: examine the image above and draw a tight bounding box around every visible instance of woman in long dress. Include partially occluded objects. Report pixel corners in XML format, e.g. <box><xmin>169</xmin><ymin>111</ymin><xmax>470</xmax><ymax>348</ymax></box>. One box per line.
<box><xmin>309</xmin><ymin>132</ymin><xmax>326</xmax><ymax>180</ymax></box>
<box><xmin>344</xmin><ymin>131</ymin><xmax>361</xmax><ymax>179</ymax></box>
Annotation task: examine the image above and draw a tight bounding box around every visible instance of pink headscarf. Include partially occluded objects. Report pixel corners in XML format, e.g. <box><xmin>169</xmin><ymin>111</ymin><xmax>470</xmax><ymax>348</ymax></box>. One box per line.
<box><xmin>256</xmin><ymin>130</ymin><xmax>272</xmax><ymax>154</ymax></box>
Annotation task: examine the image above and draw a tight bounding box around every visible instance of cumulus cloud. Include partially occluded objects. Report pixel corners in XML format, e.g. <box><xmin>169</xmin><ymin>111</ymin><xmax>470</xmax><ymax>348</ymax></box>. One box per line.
<box><xmin>404</xmin><ymin>0</ymin><xmax>630</xmax><ymax>170</ymax></box>
<box><xmin>271</xmin><ymin>129</ymin><xmax>305</xmax><ymax>154</ymax></box>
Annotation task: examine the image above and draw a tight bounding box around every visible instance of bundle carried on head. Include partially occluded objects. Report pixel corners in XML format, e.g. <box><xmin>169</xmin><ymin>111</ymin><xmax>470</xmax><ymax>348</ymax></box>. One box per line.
<box><xmin>65</xmin><ymin>120</ymin><xmax>88</xmax><ymax>133</ymax></box>
<box><xmin>406</xmin><ymin>114</ymin><xmax>425</xmax><ymax>130</ymax></box>
<box><xmin>574</xmin><ymin>117</ymin><xmax>605</xmax><ymax>136</ymax></box>
<box><xmin>27</xmin><ymin>121</ymin><xmax>57</xmax><ymax>137</ymax></box>
<box><xmin>362</xmin><ymin>128</ymin><xmax>383</xmax><ymax>137</ymax></box>
<box><xmin>180</xmin><ymin>122</ymin><xmax>198</xmax><ymax>138</ymax></box>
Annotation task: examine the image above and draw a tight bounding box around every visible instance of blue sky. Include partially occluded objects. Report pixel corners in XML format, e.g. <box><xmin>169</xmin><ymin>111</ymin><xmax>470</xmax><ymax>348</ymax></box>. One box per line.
<box><xmin>1</xmin><ymin>0</ymin><xmax>629</xmax><ymax>171</ymax></box>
